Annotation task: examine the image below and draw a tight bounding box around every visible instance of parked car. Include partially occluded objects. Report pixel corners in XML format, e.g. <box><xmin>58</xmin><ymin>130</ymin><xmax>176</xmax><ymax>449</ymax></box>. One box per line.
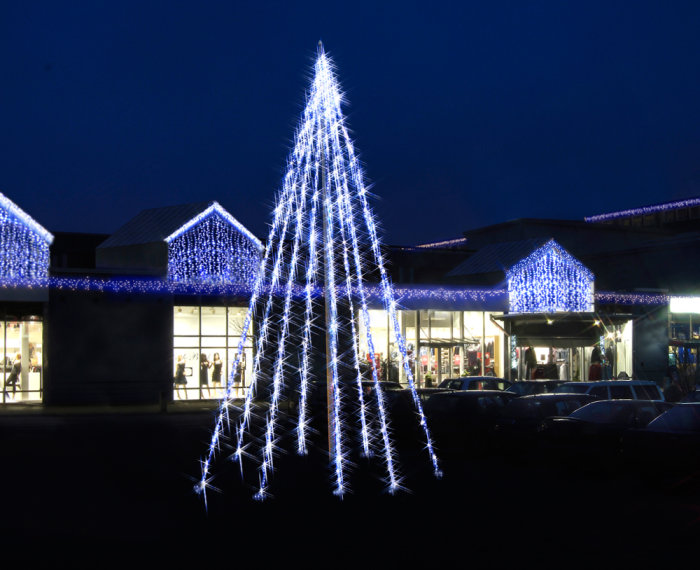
<box><xmin>622</xmin><ymin>403</ymin><xmax>700</xmax><ymax>474</ymax></box>
<box><xmin>680</xmin><ymin>389</ymin><xmax>700</xmax><ymax>403</ymax></box>
<box><xmin>437</xmin><ymin>376</ymin><xmax>512</xmax><ymax>391</ymax></box>
<box><xmin>539</xmin><ymin>399</ymin><xmax>673</xmax><ymax>460</ymax></box>
<box><xmin>505</xmin><ymin>379</ymin><xmax>571</xmax><ymax>397</ymax></box>
<box><xmin>554</xmin><ymin>380</ymin><xmax>664</xmax><ymax>401</ymax></box>
<box><xmin>495</xmin><ymin>393</ymin><xmax>598</xmax><ymax>439</ymax></box>
<box><xmin>422</xmin><ymin>390</ymin><xmax>518</xmax><ymax>453</ymax></box>
<box><xmin>646</xmin><ymin>401</ymin><xmax>700</xmax><ymax>432</ymax></box>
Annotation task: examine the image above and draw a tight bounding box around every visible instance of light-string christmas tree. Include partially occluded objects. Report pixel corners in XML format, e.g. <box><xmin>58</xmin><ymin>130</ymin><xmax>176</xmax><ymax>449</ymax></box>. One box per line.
<box><xmin>197</xmin><ymin>43</ymin><xmax>441</xmax><ymax>503</ymax></box>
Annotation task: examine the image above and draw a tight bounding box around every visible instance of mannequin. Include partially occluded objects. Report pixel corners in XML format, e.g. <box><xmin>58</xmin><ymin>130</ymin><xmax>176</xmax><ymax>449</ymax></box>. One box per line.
<box><xmin>174</xmin><ymin>354</ymin><xmax>187</xmax><ymax>400</ymax></box>
<box><xmin>211</xmin><ymin>353</ymin><xmax>223</xmax><ymax>397</ymax></box>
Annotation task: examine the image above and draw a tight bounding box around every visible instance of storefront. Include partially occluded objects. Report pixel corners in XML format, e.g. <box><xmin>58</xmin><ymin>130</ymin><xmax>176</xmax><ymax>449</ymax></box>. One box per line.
<box><xmin>0</xmin><ymin>309</ymin><xmax>44</xmax><ymax>403</ymax></box>
<box><xmin>668</xmin><ymin>296</ymin><xmax>700</xmax><ymax>393</ymax></box>
<box><xmin>173</xmin><ymin>304</ymin><xmax>253</xmax><ymax>400</ymax></box>
<box><xmin>496</xmin><ymin>239</ymin><xmax>634</xmax><ymax>382</ymax></box>
<box><xmin>0</xmin><ymin>191</ymin><xmax>52</xmax><ymax>405</ymax></box>
<box><xmin>499</xmin><ymin>312</ymin><xmax>634</xmax><ymax>381</ymax></box>
<box><xmin>358</xmin><ymin>309</ymin><xmax>505</xmax><ymax>387</ymax></box>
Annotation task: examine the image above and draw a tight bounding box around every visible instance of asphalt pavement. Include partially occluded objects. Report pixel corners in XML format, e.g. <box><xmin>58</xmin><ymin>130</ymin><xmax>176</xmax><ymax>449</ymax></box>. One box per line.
<box><xmin>0</xmin><ymin>403</ymin><xmax>698</xmax><ymax>568</ymax></box>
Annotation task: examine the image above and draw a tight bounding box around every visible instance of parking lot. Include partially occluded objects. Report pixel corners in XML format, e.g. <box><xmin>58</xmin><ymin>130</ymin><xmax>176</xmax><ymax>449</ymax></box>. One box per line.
<box><xmin>0</xmin><ymin>404</ymin><xmax>698</xmax><ymax>567</ymax></box>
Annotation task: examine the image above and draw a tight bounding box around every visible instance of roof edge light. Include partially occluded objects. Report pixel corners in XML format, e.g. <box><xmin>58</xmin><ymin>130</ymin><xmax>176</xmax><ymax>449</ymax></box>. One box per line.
<box><xmin>0</xmin><ymin>190</ymin><xmax>54</xmax><ymax>244</ymax></box>
<box><xmin>164</xmin><ymin>202</ymin><xmax>263</xmax><ymax>251</ymax></box>
<box><xmin>585</xmin><ymin>196</ymin><xmax>700</xmax><ymax>224</ymax></box>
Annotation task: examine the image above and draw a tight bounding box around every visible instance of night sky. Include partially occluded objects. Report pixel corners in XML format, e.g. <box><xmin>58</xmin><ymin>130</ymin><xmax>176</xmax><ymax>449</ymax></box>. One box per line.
<box><xmin>2</xmin><ymin>1</ymin><xmax>699</xmax><ymax>245</ymax></box>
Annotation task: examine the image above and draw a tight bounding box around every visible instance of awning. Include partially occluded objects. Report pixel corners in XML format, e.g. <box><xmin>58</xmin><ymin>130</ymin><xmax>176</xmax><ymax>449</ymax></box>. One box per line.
<box><xmin>494</xmin><ymin>312</ymin><xmax>633</xmax><ymax>347</ymax></box>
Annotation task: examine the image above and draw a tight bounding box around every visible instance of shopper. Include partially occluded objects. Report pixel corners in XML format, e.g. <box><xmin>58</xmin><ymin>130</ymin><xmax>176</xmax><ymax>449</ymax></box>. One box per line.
<box><xmin>4</xmin><ymin>352</ymin><xmax>21</xmax><ymax>401</ymax></box>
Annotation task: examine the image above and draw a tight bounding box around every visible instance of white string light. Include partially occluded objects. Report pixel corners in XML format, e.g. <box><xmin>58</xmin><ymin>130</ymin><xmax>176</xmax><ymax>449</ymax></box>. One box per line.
<box><xmin>507</xmin><ymin>240</ymin><xmax>594</xmax><ymax>314</ymax></box>
<box><xmin>0</xmin><ymin>191</ymin><xmax>52</xmax><ymax>279</ymax></box>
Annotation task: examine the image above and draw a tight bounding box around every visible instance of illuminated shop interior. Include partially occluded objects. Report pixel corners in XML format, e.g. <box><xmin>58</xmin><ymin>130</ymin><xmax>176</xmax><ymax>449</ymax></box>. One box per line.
<box><xmin>1</xmin><ymin>317</ymin><xmax>43</xmax><ymax>403</ymax></box>
<box><xmin>668</xmin><ymin>296</ymin><xmax>700</xmax><ymax>391</ymax></box>
<box><xmin>358</xmin><ymin>309</ymin><xmax>505</xmax><ymax>387</ymax></box>
<box><xmin>173</xmin><ymin>305</ymin><xmax>252</xmax><ymax>400</ymax></box>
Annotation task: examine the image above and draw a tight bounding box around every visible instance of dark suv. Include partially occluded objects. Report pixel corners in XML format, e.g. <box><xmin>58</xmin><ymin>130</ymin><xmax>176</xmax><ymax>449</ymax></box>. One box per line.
<box><xmin>506</xmin><ymin>379</ymin><xmax>571</xmax><ymax>397</ymax></box>
<box><xmin>437</xmin><ymin>376</ymin><xmax>512</xmax><ymax>391</ymax></box>
<box><xmin>555</xmin><ymin>380</ymin><xmax>664</xmax><ymax>401</ymax></box>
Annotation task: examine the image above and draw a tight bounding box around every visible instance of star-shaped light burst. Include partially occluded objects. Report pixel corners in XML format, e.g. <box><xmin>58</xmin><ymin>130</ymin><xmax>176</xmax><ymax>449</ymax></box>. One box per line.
<box><xmin>197</xmin><ymin>43</ymin><xmax>441</xmax><ymax>502</ymax></box>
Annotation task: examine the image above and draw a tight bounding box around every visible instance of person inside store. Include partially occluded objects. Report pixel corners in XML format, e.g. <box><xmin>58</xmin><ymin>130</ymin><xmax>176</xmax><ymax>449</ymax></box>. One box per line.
<box><xmin>3</xmin><ymin>352</ymin><xmax>21</xmax><ymax>401</ymax></box>
<box><xmin>589</xmin><ymin>345</ymin><xmax>602</xmax><ymax>380</ymax></box>
<box><xmin>174</xmin><ymin>354</ymin><xmax>187</xmax><ymax>400</ymax></box>
<box><xmin>525</xmin><ymin>346</ymin><xmax>537</xmax><ymax>379</ymax></box>
<box><xmin>211</xmin><ymin>352</ymin><xmax>223</xmax><ymax>397</ymax></box>
<box><xmin>200</xmin><ymin>353</ymin><xmax>212</xmax><ymax>399</ymax></box>
<box><xmin>605</xmin><ymin>342</ymin><xmax>615</xmax><ymax>380</ymax></box>
<box><xmin>663</xmin><ymin>360</ymin><xmax>688</xmax><ymax>402</ymax></box>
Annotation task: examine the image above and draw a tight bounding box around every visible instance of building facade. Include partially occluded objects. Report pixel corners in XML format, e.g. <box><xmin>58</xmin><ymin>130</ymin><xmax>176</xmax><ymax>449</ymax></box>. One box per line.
<box><xmin>2</xmin><ymin>192</ymin><xmax>700</xmax><ymax>407</ymax></box>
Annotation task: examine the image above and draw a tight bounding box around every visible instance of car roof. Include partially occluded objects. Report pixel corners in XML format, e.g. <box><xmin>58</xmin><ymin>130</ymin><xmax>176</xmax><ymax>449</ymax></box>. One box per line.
<box><xmin>582</xmin><ymin>399</ymin><xmax>666</xmax><ymax>407</ymax></box>
<box><xmin>444</xmin><ymin>376</ymin><xmax>507</xmax><ymax>381</ymax></box>
<box><xmin>516</xmin><ymin>393</ymin><xmax>597</xmax><ymax>401</ymax></box>
<box><xmin>559</xmin><ymin>380</ymin><xmax>658</xmax><ymax>386</ymax></box>
<box><xmin>432</xmin><ymin>389</ymin><xmax>513</xmax><ymax>398</ymax></box>
<box><xmin>515</xmin><ymin>379</ymin><xmax>568</xmax><ymax>383</ymax></box>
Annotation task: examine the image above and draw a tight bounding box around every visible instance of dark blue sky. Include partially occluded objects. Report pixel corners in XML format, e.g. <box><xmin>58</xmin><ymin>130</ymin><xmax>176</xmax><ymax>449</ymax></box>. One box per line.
<box><xmin>2</xmin><ymin>1</ymin><xmax>699</xmax><ymax>245</ymax></box>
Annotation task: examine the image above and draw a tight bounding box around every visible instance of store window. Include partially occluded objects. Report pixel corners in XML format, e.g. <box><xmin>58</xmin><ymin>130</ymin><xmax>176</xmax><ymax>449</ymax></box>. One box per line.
<box><xmin>1</xmin><ymin>317</ymin><xmax>43</xmax><ymax>404</ymax></box>
<box><xmin>357</xmin><ymin>309</ymin><xmax>505</xmax><ymax>388</ymax></box>
<box><xmin>513</xmin><ymin>321</ymin><xmax>633</xmax><ymax>382</ymax></box>
<box><xmin>173</xmin><ymin>306</ymin><xmax>253</xmax><ymax>400</ymax></box>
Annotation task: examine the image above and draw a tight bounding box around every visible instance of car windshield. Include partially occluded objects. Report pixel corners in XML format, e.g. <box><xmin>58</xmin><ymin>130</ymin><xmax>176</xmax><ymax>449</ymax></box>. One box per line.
<box><xmin>634</xmin><ymin>384</ymin><xmax>662</xmax><ymax>400</ymax></box>
<box><xmin>647</xmin><ymin>404</ymin><xmax>700</xmax><ymax>432</ymax></box>
<box><xmin>506</xmin><ymin>383</ymin><xmax>532</xmax><ymax>396</ymax></box>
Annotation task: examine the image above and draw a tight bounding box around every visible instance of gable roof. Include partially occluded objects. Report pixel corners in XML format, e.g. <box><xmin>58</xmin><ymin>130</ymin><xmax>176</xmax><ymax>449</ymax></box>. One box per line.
<box><xmin>507</xmin><ymin>239</ymin><xmax>593</xmax><ymax>280</ymax></box>
<box><xmin>98</xmin><ymin>201</ymin><xmax>262</xmax><ymax>250</ymax></box>
<box><xmin>0</xmin><ymin>190</ymin><xmax>53</xmax><ymax>244</ymax></box>
<box><xmin>447</xmin><ymin>238</ymin><xmax>550</xmax><ymax>278</ymax></box>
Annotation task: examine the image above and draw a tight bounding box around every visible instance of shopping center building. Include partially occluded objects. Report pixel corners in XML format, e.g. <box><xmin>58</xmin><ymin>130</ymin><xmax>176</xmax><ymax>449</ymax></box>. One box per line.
<box><xmin>2</xmin><ymin>189</ymin><xmax>700</xmax><ymax>406</ymax></box>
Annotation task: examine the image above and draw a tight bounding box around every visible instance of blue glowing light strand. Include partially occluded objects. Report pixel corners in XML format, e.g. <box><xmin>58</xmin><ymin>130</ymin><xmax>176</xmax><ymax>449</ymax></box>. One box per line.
<box><xmin>167</xmin><ymin>212</ymin><xmax>262</xmax><ymax>286</ymax></box>
<box><xmin>317</xmin><ymin>47</ymin><xmax>401</xmax><ymax>489</ymax></box>
<box><xmin>0</xmin><ymin>191</ymin><xmax>54</xmax><ymax>244</ymax></box>
<box><xmin>584</xmin><ymin>196</ymin><xmax>700</xmax><ymax>224</ymax></box>
<box><xmin>318</xmin><ymin>122</ymin><xmax>348</xmax><ymax>497</ymax></box>
<box><xmin>332</xmin><ymin>158</ymin><xmax>400</xmax><ymax>485</ymax></box>
<box><xmin>506</xmin><ymin>240</ymin><xmax>594</xmax><ymax>314</ymax></box>
<box><xmin>255</xmin><ymin>145</ymin><xmax>312</xmax><ymax>500</ymax></box>
<box><xmin>165</xmin><ymin>201</ymin><xmax>263</xmax><ymax>251</ymax></box>
<box><xmin>230</xmin><ymin>173</ymin><xmax>299</xmax><ymax>466</ymax></box>
<box><xmin>196</xmin><ymin>178</ymin><xmax>297</xmax><ymax>501</ymax></box>
<box><xmin>339</xmin><ymin>122</ymin><xmax>442</xmax><ymax>480</ymax></box>
<box><xmin>316</xmin><ymin>50</ymin><xmax>373</xmax><ymax>459</ymax></box>
<box><xmin>296</xmin><ymin>186</ymin><xmax>321</xmax><ymax>456</ymax></box>
<box><xmin>287</xmin><ymin>96</ymin><xmax>323</xmax><ymax>457</ymax></box>
<box><xmin>0</xmin><ymin>195</ymin><xmax>53</xmax><ymax>280</ymax></box>
<box><xmin>333</xmin><ymin>165</ymin><xmax>372</xmax><ymax>458</ymax></box>
<box><xmin>338</xmin><ymin>182</ymin><xmax>400</xmax><ymax>490</ymax></box>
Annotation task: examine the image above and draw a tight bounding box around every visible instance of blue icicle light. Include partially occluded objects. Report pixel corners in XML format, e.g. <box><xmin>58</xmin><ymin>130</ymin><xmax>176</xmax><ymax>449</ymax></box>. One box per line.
<box><xmin>166</xmin><ymin>202</ymin><xmax>263</xmax><ymax>285</ymax></box>
<box><xmin>0</xmin><ymin>191</ymin><xmax>53</xmax><ymax>280</ymax></box>
<box><xmin>507</xmin><ymin>239</ymin><xmax>594</xmax><ymax>313</ymax></box>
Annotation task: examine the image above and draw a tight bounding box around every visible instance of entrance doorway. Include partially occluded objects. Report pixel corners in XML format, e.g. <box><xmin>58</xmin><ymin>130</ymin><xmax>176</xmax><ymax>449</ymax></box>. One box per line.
<box><xmin>419</xmin><ymin>343</ymin><xmax>489</xmax><ymax>386</ymax></box>
<box><xmin>1</xmin><ymin>317</ymin><xmax>43</xmax><ymax>403</ymax></box>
